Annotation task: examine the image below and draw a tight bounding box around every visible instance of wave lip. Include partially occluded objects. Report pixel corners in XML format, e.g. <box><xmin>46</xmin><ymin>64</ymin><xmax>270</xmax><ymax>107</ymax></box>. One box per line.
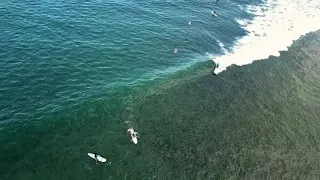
<box><xmin>213</xmin><ymin>0</ymin><xmax>320</xmax><ymax>74</ymax></box>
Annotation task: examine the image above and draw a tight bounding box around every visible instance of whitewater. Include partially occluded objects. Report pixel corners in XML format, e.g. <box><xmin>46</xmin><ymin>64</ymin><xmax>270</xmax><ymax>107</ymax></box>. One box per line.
<box><xmin>213</xmin><ymin>0</ymin><xmax>320</xmax><ymax>74</ymax></box>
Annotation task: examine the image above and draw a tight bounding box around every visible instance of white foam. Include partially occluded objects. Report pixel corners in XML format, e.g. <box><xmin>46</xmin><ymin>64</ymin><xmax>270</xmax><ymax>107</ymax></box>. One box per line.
<box><xmin>213</xmin><ymin>0</ymin><xmax>320</xmax><ymax>74</ymax></box>
<box><xmin>216</xmin><ymin>38</ymin><xmax>229</xmax><ymax>55</ymax></box>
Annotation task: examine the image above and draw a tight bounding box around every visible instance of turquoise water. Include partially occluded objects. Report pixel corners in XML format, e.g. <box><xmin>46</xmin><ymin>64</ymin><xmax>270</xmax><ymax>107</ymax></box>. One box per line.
<box><xmin>0</xmin><ymin>0</ymin><xmax>250</xmax><ymax>121</ymax></box>
<box><xmin>1</xmin><ymin>0</ymin><xmax>320</xmax><ymax>179</ymax></box>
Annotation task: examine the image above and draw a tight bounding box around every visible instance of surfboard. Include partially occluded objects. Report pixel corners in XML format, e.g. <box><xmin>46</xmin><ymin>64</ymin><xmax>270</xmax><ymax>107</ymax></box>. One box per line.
<box><xmin>211</xmin><ymin>11</ymin><xmax>217</xmax><ymax>17</ymax></box>
<box><xmin>128</xmin><ymin>128</ymin><xmax>138</xmax><ymax>144</ymax></box>
<box><xmin>88</xmin><ymin>153</ymin><xmax>107</xmax><ymax>163</ymax></box>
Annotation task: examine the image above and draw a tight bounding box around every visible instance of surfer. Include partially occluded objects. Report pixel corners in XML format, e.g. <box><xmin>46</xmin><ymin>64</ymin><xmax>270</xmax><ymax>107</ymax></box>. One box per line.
<box><xmin>93</xmin><ymin>153</ymin><xmax>98</xmax><ymax>164</ymax></box>
<box><xmin>128</xmin><ymin>128</ymin><xmax>140</xmax><ymax>144</ymax></box>
<box><xmin>133</xmin><ymin>132</ymin><xmax>140</xmax><ymax>138</ymax></box>
<box><xmin>213</xmin><ymin>62</ymin><xmax>220</xmax><ymax>75</ymax></box>
<box><xmin>211</xmin><ymin>11</ymin><xmax>217</xmax><ymax>17</ymax></box>
<box><xmin>130</xmin><ymin>130</ymin><xmax>139</xmax><ymax>138</ymax></box>
<box><xmin>88</xmin><ymin>153</ymin><xmax>107</xmax><ymax>163</ymax></box>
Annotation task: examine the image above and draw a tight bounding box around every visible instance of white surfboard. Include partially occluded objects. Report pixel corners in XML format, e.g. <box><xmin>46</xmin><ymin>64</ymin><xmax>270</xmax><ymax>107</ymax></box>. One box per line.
<box><xmin>128</xmin><ymin>128</ymin><xmax>138</xmax><ymax>144</ymax></box>
<box><xmin>88</xmin><ymin>153</ymin><xmax>107</xmax><ymax>163</ymax></box>
<box><xmin>211</xmin><ymin>11</ymin><xmax>217</xmax><ymax>17</ymax></box>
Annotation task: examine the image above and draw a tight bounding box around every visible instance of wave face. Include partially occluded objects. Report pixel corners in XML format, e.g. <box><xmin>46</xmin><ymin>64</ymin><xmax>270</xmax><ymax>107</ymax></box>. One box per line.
<box><xmin>213</xmin><ymin>0</ymin><xmax>320</xmax><ymax>74</ymax></box>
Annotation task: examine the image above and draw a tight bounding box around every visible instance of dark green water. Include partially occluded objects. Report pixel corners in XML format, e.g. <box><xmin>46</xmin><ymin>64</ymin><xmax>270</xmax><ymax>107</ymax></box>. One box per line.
<box><xmin>1</xmin><ymin>0</ymin><xmax>320</xmax><ymax>179</ymax></box>
<box><xmin>1</xmin><ymin>30</ymin><xmax>320</xmax><ymax>179</ymax></box>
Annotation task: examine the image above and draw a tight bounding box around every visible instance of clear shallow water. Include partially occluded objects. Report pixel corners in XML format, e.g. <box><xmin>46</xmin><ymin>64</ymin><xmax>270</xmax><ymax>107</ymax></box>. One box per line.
<box><xmin>1</xmin><ymin>0</ymin><xmax>320</xmax><ymax>179</ymax></box>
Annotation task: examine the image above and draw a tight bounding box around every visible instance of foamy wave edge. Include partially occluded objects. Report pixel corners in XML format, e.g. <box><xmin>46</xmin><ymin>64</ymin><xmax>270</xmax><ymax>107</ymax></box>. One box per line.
<box><xmin>213</xmin><ymin>0</ymin><xmax>320</xmax><ymax>74</ymax></box>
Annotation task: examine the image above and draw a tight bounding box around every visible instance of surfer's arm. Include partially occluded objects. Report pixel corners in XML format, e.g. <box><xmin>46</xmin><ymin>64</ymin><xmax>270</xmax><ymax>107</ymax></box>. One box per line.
<box><xmin>135</xmin><ymin>132</ymin><xmax>140</xmax><ymax>138</ymax></box>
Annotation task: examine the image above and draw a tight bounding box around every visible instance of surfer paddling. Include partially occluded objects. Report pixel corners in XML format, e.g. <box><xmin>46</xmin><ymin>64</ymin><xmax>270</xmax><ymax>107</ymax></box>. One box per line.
<box><xmin>128</xmin><ymin>128</ymin><xmax>140</xmax><ymax>144</ymax></box>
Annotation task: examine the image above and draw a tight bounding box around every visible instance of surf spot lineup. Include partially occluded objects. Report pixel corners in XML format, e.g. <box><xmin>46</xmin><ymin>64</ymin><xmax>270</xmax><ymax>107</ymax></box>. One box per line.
<box><xmin>88</xmin><ymin>1</ymin><xmax>224</xmax><ymax>166</ymax></box>
<box><xmin>88</xmin><ymin>128</ymin><xmax>140</xmax><ymax>164</ymax></box>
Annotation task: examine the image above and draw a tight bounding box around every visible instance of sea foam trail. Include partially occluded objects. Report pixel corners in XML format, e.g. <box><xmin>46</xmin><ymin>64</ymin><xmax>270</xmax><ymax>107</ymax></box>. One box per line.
<box><xmin>213</xmin><ymin>0</ymin><xmax>320</xmax><ymax>74</ymax></box>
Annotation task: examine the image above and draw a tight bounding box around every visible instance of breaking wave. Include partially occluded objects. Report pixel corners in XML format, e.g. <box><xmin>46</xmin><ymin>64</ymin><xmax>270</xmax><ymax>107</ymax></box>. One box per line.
<box><xmin>213</xmin><ymin>0</ymin><xmax>320</xmax><ymax>74</ymax></box>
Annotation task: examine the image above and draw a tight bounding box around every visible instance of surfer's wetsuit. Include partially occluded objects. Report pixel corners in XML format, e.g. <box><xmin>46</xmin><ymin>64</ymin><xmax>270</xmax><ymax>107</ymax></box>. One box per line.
<box><xmin>94</xmin><ymin>153</ymin><xmax>98</xmax><ymax>163</ymax></box>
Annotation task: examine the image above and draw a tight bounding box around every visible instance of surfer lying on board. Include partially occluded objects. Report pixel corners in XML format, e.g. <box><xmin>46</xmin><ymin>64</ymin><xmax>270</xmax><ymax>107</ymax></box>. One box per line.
<box><xmin>132</xmin><ymin>132</ymin><xmax>140</xmax><ymax>138</ymax></box>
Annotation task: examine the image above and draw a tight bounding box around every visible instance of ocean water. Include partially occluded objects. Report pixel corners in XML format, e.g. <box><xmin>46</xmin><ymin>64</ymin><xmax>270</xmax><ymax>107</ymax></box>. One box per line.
<box><xmin>0</xmin><ymin>0</ymin><xmax>320</xmax><ymax>179</ymax></box>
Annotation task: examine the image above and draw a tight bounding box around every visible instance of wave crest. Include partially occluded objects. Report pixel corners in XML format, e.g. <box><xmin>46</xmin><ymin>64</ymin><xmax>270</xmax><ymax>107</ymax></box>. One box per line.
<box><xmin>213</xmin><ymin>0</ymin><xmax>320</xmax><ymax>74</ymax></box>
